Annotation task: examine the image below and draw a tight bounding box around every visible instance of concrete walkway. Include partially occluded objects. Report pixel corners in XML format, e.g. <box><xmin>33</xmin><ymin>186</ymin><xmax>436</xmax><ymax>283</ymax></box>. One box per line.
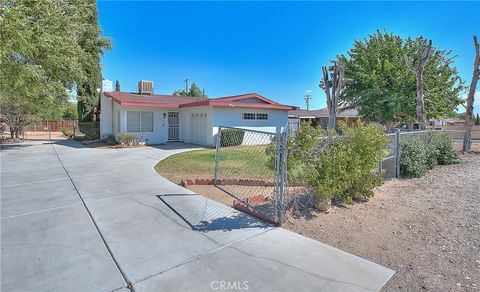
<box><xmin>1</xmin><ymin>140</ymin><xmax>394</xmax><ymax>292</ymax></box>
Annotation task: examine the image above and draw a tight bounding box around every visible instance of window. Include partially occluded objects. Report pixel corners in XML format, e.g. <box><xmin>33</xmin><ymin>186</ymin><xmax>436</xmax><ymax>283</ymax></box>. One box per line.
<box><xmin>127</xmin><ymin>111</ymin><xmax>154</xmax><ymax>132</ymax></box>
<box><xmin>141</xmin><ymin>112</ymin><xmax>154</xmax><ymax>132</ymax></box>
<box><xmin>243</xmin><ymin>113</ymin><xmax>268</xmax><ymax>120</ymax></box>
<box><xmin>242</xmin><ymin>113</ymin><xmax>256</xmax><ymax>120</ymax></box>
<box><xmin>256</xmin><ymin>113</ymin><xmax>268</xmax><ymax>120</ymax></box>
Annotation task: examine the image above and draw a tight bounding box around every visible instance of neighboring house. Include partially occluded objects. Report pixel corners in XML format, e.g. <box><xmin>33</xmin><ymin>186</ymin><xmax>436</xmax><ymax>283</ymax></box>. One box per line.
<box><xmin>429</xmin><ymin>118</ymin><xmax>466</xmax><ymax>128</ymax></box>
<box><xmin>288</xmin><ymin>107</ymin><xmax>360</xmax><ymax>132</ymax></box>
<box><xmin>100</xmin><ymin>82</ymin><xmax>297</xmax><ymax>147</ymax></box>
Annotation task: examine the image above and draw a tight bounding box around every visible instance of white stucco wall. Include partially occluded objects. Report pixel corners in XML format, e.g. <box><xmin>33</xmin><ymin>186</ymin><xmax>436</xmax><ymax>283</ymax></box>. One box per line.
<box><xmin>104</xmin><ymin>101</ymin><xmax>289</xmax><ymax>147</ymax></box>
<box><xmin>100</xmin><ymin>94</ymin><xmax>113</xmax><ymax>138</ymax></box>
<box><xmin>211</xmin><ymin>107</ymin><xmax>288</xmax><ymax>147</ymax></box>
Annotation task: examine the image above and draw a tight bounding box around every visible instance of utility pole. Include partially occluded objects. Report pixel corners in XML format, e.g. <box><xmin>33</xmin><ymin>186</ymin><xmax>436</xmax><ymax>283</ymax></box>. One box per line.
<box><xmin>304</xmin><ymin>91</ymin><xmax>312</xmax><ymax>110</ymax></box>
<box><xmin>184</xmin><ymin>78</ymin><xmax>189</xmax><ymax>95</ymax></box>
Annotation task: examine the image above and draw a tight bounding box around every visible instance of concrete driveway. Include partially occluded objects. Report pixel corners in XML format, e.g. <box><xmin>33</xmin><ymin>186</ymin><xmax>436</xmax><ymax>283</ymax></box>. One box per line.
<box><xmin>1</xmin><ymin>140</ymin><xmax>394</xmax><ymax>292</ymax></box>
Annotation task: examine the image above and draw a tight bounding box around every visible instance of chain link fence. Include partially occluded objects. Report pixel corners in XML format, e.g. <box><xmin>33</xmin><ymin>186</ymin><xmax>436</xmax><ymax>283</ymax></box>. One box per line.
<box><xmin>214</xmin><ymin>126</ymin><xmax>287</xmax><ymax>224</ymax></box>
<box><xmin>214</xmin><ymin>126</ymin><xmax>471</xmax><ymax>225</ymax></box>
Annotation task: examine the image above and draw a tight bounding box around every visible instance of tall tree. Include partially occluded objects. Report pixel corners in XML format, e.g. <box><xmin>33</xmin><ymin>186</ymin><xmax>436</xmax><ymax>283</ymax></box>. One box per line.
<box><xmin>342</xmin><ymin>30</ymin><xmax>463</xmax><ymax>127</ymax></box>
<box><xmin>464</xmin><ymin>36</ymin><xmax>479</xmax><ymax>151</ymax></box>
<box><xmin>405</xmin><ymin>39</ymin><xmax>432</xmax><ymax>130</ymax></box>
<box><xmin>320</xmin><ymin>58</ymin><xmax>346</xmax><ymax>129</ymax></box>
<box><xmin>0</xmin><ymin>1</ymin><xmax>110</xmax><ymax>130</ymax></box>
<box><xmin>115</xmin><ymin>80</ymin><xmax>121</xmax><ymax>91</ymax></box>
<box><xmin>76</xmin><ymin>1</ymin><xmax>111</xmax><ymax>122</ymax></box>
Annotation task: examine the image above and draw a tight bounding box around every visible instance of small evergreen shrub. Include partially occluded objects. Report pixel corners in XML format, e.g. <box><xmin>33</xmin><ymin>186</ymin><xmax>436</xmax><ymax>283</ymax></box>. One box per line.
<box><xmin>400</xmin><ymin>132</ymin><xmax>459</xmax><ymax>178</ymax></box>
<box><xmin>431</xmin><ymin>133</ymin><xmax>459</xmax><ymax>165</ymax></box>
<box><xmin>400</xmin><ymin>138</ymin><xmax>429</xmax><ymax>178</ymax></box>
<box><xmin>220</xmin><ymin>129</ymin><xmax>245</xmax><ymax>147</ymax></box>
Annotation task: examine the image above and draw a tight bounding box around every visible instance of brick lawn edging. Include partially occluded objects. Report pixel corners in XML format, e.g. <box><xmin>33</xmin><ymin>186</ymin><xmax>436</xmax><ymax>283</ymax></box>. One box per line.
<box><xmin>181</xmin><ymin>178</ymin><xmax>275</xmax><ymax>187</ymax></box>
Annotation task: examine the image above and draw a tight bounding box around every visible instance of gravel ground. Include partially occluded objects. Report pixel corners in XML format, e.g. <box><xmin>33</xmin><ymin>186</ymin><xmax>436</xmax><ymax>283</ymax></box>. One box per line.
<box><xmin>284</xmin><ymin>153</ymin><xmax>480</xmax><ymax>291</ymax></box>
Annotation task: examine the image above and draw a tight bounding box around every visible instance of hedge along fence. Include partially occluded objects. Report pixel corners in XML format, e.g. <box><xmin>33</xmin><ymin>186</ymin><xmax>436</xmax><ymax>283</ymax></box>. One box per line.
<box><xmin>399</xmin><ymin>131</ymin><xmax>459</xmax><ymax>178</ymax></box>
<box><xmin>219</xmin><ymin>128</ymin><xmax>245</xmax><ymax>147</ymax></box>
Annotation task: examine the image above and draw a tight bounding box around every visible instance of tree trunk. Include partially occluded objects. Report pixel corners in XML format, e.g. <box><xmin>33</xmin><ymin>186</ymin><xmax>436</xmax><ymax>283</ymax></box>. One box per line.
<box><xmin>405</xmin><ymin>40</ymin><xmax>432</xmax><ymax>130</ymax></box>
<box><xmin>416</xmin><ymin>71</ymin><xmax>427</xmax><ymax>130</ymax></box>
<box><xmin>464</xmin><ymin>36</ymin><xmax>479</xmax><ymax>151</ymax></box>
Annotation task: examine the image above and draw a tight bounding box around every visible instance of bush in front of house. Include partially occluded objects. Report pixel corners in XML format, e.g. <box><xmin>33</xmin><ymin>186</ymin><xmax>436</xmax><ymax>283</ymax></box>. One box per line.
<box><xmin>117</xmin><ymin>133</ymin><xmax>135</xmax><ymax>147</ymax></box>
<box><xmin>78</xmin><ymin>122</ymin><xmax>100</xmax><ymax>141</ymax></box>
<box><xmin>283</xmin><ymin>121</ymin><xmax>388</xmax><ymax>205</ymax></box>
<box><xmin>220</xmin><ymin>128</ymin><xmax>245</xmax><ymax>147</ymax></box>
<box><xmin>400</xmin><ymin>132</ymin><xmax>459</xmax><ymax>178</ymax></box>
<box><xmin>102</xmin><ymin>134</ymin><xmax>117</xmax><ymax>146</ymax></box>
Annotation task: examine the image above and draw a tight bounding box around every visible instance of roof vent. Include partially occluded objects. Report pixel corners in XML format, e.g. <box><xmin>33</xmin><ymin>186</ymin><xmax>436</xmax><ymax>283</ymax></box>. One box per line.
<box><xmin>138</xmin><ymin>80</ymin><xmax>154</xmax><ymax>95</ymax></box>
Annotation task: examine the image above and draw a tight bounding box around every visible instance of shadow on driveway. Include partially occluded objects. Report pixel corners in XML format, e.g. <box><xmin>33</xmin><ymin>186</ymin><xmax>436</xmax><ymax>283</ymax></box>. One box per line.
<box><xmin>157</xmin><ymin>194</ymin><xmax>271</xmax><ymax>232</ymax></box>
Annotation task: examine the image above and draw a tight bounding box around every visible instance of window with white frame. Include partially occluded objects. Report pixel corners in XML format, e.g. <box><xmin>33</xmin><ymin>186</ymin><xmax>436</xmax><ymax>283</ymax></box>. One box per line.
<box><xmin>242</xmin><ymin>112</ymin><xmax>268</xmax><ymax>120</ymax></box>
<box><xmin>127</xmin><ymin>111</ymin><xmax>154</xmax><ymax>132</ymax></box>
<box><xmin>256</xmin><ymin>113</ymin><xmax>268</xmax><ymax>120</ymax></box>
<box><xmin>242</xmin><ymin>113</ymin><xmax>256</xmax><ymax>120</ymax></box>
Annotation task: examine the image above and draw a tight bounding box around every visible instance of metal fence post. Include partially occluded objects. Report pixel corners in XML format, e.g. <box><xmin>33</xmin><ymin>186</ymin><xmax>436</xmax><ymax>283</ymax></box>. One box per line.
<box><xmin>395</xmin><ymin>129</ymin><xmax>401</xmax><ymax>178</ymax></box>
<box><xmin>213</xmin><ymin>127</ymin><xmax>221</xmax><ymax>185</ymax></box>
<box><xmin>277</xmin><ymin>131</ymin><xmax>287</xmax><ymax>225</ymax></box>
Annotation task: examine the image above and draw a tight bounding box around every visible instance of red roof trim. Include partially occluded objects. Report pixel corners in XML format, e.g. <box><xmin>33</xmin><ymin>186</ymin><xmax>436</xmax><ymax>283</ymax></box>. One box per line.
<box><xmin>104</xmin><ymin>91</ymin><xmax>297</xmax><ymax>110</ymax></box>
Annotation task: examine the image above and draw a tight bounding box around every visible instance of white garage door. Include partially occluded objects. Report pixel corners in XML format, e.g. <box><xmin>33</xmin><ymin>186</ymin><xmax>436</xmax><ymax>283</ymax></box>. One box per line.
<box><xmin>190</xmin><ymin>112</ymin><xmax>207</xmax><ymax>146</ymax></box>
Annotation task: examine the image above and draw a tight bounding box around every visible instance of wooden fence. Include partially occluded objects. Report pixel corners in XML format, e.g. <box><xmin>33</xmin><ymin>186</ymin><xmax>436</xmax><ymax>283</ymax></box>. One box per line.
<box><xmin>24</xmin><ymin>120</ymin><xmax>78</xmax><ymax>132</ymax></box>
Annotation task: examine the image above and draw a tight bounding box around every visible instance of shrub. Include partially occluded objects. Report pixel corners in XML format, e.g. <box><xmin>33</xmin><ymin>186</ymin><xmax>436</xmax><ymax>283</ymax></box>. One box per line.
<box><xmin>220</xmin><ymin>128</ymin><xmax>245</xmax><ymax>147</ymax></box>
<box><xmin>102</xmin><ymin>134</ymin><xmax>117</xmax><ymax>146</ymax></box>
<box><xmin>78</xmin><ymin>122</ymin><xmax>100</xmax><ymax>141</ymax></box>
<box><xmin>431</xmin><ymin>133</ymin><xmax>459</xmax><ymax>165</ymax></box>
<box><xmin>400</xmin><ymin>138</ymin><xmax>429</xmax><ymax>178</ymax></box>
<box><xmin>117</xmin><ymin>133</ymin><xmax>135</xmax><ymax>146</ymax></box>
<box><xmin>60</xmin><ymin>127</ymin><xmax>74</xmax><ymax>138</ymax></box>
<box><xmin>312</xmin><ymin>122</ymin><xmax>388</xmax><ymax>203</ymax></box>
<box><xmin>400</xmin><ymin>132</ymin><xmax>459</xmax><ymax>178</ymax></box>
<box><xmin>281</xmin><ymin>122</ymin><xmax>387</xmax><ymax>204</ymax></box>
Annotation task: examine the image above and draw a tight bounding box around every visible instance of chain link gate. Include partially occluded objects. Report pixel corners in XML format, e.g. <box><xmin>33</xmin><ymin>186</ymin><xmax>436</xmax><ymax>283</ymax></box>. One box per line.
<box><xmin>214</xmin><ymin>126</ymin><xmax>287</xmax><ymax>225</ymax></box>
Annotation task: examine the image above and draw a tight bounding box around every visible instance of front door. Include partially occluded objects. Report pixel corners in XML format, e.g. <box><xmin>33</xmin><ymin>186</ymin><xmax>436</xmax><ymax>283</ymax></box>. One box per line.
<box><xmin>168</xmin><ymin>112</ymin><xmax>180</xmax><ymax>141</ymax></box>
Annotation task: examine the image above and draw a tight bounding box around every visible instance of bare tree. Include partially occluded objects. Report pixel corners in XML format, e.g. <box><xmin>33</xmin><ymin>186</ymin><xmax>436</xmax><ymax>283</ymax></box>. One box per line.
<box><xmin>405</xmin><ymin>40</ymin><xmax>433</xmax><ymax>130</ymax></box>
<box><xmin>0</xmin><ymin>99</ymin><xmax>35</xmax><ymax>139</ymax></box>
<box><xmin>464</xmin><ymin>36</ymin><xmax>480</xmax><ymax>151</ymax></box>
<box><xmin>321</xmin><ymin>59</ymin><xmax>346</xmax><ymax>129</ymax></box>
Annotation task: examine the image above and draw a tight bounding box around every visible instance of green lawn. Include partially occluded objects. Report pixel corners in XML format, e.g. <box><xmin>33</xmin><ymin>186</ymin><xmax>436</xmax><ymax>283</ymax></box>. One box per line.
<box><xmin>155</xmin><ymin>146</ymin><xmax>274</xmax><ymax>184</ymax></box>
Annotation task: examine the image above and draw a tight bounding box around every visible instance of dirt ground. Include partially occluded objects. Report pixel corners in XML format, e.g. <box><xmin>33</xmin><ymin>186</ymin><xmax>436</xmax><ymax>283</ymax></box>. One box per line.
<box><xmin>284</xmin><ymin>153</ymin><xmax>480</xmax><ymax>291</ymax></box>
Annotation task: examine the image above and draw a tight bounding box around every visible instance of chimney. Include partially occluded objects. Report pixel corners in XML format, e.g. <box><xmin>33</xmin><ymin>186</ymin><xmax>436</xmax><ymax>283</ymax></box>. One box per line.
<box><xmin>138</xmin><ymin>80</ymin><xmax>154</xmax><ymax>95</ymax></box>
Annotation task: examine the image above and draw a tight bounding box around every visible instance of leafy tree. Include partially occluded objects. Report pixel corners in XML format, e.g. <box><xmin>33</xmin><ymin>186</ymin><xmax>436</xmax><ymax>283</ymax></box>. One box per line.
<box><xmin>188</xmin><ymin>82</ymin><xmax>205</xmax><ymax>97</ymax></box>
<box><xmin>172</xmin><ymin>82</ymin><xmax>207</xmax><ymax>97</ymax></box>
<box><xmin>63</xmin><ymin>102</ymin><xmax>78</xmax><ymax>120</ymax></box>
<box><xmin>475</xmin><ymin>113</ymin><xmax>480</xmax><ymax>126</ymax></box>
<box><xmin>0</xmin><ymin>1</ymin><xmax>110</xmax><ymax>128</ymax></box>
<box><xmin>115</xmin><ymin>80</ymin><xmax>121</xmax><ymax>91</ymax></box>
<box><xmin>342</xmin><ymin>30</ymin><xmax>463</xmax><ymax>127</ymax></box>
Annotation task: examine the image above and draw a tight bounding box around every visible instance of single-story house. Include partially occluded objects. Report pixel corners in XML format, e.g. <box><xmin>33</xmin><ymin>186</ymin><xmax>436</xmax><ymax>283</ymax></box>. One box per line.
<box><xmin>429</xmin><ymin>118</ymin><xmax>466</xmax><ymax>128</ymax></box>
<box><xmin>100</xmin><ymin>87</ymin><xmax>297</xmax><ymax>147</ymax></box>
<box><xmin>288</xmin><ymin>107</ymin><xmax>361</xmax><ymax>132</ymax></box>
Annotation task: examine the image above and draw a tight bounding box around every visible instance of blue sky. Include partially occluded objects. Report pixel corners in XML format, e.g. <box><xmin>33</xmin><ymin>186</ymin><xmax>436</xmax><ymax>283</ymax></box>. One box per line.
<box><xmin>98</xmin><ymin>1</ymin><xmax>480</xmax><ymax>113</ymax></box>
